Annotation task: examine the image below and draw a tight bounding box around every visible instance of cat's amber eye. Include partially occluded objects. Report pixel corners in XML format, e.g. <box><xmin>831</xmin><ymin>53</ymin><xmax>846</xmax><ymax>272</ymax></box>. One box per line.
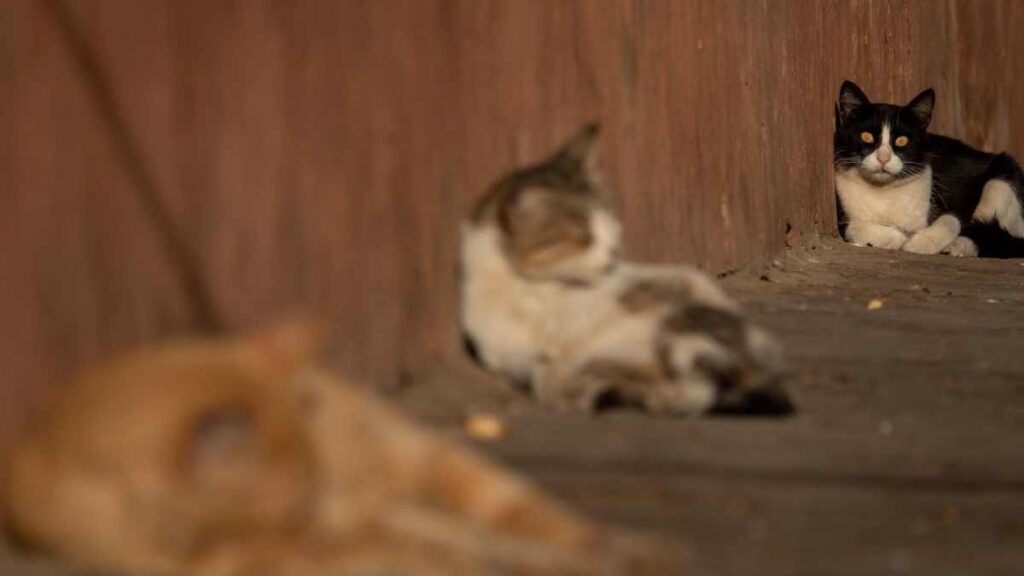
<box><xmin>894</xmin><ymin>135</ymin><xmax>909</xmax><ymax>147</ymax></box>
<box><xmin>860</xmin><ymin>132</ymin><xmax>874</xmax><ymax>144</ymax></box>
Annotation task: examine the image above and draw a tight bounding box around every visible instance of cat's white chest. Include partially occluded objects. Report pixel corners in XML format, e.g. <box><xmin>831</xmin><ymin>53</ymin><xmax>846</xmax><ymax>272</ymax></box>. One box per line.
<box><xmin>459</xmin><ymin>224</ymin><xmax>627</xmax><ymax>380</ymax></box>
<box><xmin>835</xmin><ymin>167</ymin><xmax>933</xmax><ymax>233</ymax></box>
<box><xmin>459</xmin><ymin>225</ymin><xmax>559</xmax><ymax>380</ymax></box>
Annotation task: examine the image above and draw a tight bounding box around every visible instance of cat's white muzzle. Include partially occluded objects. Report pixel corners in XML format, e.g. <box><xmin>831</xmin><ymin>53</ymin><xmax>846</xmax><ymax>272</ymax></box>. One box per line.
<box><xmin>861</xmin><ymin>155</ymin><xmax>904</xmax><ymax>184</ymax></box>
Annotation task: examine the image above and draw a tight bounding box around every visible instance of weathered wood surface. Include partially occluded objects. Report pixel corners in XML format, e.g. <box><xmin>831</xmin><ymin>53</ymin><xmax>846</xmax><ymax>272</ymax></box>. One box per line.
<box><xmin>3</xmin><ymin>237</ymin><xmax>1022</xmax><ymax>575</ymax></box>
<box><xmin>396</xmin><ymin>238</ymin><xmax>1024</xmax><ymax>576</ymax></box>
<box><xmin>3</xmin><ymin>0</ymin><xmax>1024</xmax><ymax>454</ymax></box>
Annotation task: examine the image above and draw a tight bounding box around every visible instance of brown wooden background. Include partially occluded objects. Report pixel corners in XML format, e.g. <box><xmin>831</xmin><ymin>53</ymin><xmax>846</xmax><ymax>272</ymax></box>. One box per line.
<box><xmin>2</xmin><ymin>0</ymin><xmax>1024</xmax><ymax>451</ymax></box>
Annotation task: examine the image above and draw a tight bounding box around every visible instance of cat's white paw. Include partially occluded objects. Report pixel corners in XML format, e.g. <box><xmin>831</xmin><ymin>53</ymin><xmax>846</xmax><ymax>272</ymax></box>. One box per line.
<box><xmin>849</xmin><ymin>226</ymin><xmax>907</xmax><ymax>250</ymax></box>
<box><xmin>942</xmin><ymin>236</ymin><xmax>979</xmax><ymax>258</ymax></box>
<box><xmin>903</xmin><ymin>215</ymin><xmax>960</xmax><ymax>255</ymax></box>
<box><xmin>643</xmin><ymin>379</ymin><xmax>717</xmax><ymax>416</ymax></box>
<box><xmin>903</xmin><ymin>229</ymin><xmax>954</xmax><ymax>255</ymax></box>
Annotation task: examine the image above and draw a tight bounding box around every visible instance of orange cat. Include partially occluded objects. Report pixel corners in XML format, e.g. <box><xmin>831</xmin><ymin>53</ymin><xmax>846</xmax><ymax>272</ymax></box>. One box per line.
<box><xmin>5</xmin><ymin>321</ymin><xmax>685</xmax><ymax>576</ymax></box>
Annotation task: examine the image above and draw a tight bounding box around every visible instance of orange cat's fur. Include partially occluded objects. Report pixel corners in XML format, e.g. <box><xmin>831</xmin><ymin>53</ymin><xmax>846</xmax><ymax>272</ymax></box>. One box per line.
<box><xmin>4</xmin><ymin>321</ymin><xmax>685</xmax><ymax>576</ymax></box>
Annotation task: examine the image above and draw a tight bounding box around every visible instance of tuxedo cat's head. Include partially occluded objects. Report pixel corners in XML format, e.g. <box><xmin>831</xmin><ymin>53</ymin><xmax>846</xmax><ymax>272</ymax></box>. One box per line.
<box><xmin>834</xmin><ymin>80</ymin><xmax>935</xmax><ymax>185</ymax></box>
<box><xmin>469</xmin><ymin>123</ymin><xmax>622</xmax><ymax>285</ymax></box>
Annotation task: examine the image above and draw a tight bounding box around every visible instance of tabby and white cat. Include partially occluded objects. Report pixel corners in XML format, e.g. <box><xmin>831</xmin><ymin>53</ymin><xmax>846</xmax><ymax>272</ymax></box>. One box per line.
<box><xmin>834</xmin><ymin>80</ymin><xmax>1024</xmax><ymax>258</ymax></box>
<box><xmin>5</xmin><ymin>321</ymin><xmax>682</xmax><ymax>576</ymax></box>
<box><xmin>459</xmin><ymin>124</ymin><xmax>794</xmax><ymax>416</ymax></box>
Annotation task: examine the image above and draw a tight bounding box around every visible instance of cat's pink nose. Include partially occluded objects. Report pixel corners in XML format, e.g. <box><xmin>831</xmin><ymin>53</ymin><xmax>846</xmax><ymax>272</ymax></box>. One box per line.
<box><xmin>877</xmin><ymin>148</ymin><xmax>892</xmax><ymax>165</ymax></box>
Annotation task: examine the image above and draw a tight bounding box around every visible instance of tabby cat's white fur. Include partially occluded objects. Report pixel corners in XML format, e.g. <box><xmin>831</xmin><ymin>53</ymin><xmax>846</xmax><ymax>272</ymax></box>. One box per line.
<box><xmin>460</xmin><ymin>125</ymin><xmax>794</xmax><ymax>416</ymax></box>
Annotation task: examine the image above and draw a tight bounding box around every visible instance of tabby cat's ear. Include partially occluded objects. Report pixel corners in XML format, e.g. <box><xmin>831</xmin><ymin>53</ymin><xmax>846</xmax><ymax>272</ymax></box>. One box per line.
<box><xmin>556</xmin><ymin>122</ymin><xmax>601</xmax><ymax>180</ymax></box>
<box><xmin>837</xmin><ymin>81</ymin><xmax>870</xmax><ymax>125</ymax></box>
<box><xmin>905</xmin><ymin>88</ymin><xmax>935</xmax><ymax>129</ymax></box>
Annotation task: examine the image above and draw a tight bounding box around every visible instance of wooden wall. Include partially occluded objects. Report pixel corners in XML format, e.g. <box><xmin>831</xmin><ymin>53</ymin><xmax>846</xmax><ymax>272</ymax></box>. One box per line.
<box><xmin>2</xmin><ymin>0</ymin><xmax>1024</xmax><ymax>447</ymax></box>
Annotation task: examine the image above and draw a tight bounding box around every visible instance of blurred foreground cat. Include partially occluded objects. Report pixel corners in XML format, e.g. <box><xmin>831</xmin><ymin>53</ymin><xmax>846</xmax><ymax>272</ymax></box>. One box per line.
<box><xmin>460</xmin><ymin>124</ymin><xmax>794</xmax><ymax>416</ymax></box>
<box><xmin>5</xmin><ymin>321</ymin><xmax>683</xmax><ymax>576</ymax></box>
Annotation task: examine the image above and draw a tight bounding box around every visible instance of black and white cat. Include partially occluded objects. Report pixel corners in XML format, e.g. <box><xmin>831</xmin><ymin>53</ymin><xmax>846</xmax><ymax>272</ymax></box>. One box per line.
<box><xmin>834</xmin><ymin>80</ymin><xmax>1024</xmax><ymax>258</ymax></box>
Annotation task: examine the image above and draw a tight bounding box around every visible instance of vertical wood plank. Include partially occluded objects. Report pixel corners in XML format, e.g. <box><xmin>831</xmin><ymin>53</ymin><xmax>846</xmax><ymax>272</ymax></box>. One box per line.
<box><xmin>2</xmin><ymin>0</ymin><xmax>1023</xmax><ymax>453</ymax></box>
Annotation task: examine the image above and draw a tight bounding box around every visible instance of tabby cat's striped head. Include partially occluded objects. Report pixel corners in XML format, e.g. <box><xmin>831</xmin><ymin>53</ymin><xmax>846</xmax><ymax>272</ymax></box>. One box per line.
<box><xmin>470</xmin><ymin>123</ymin><xmax>622</xmax><ymax>285</ymax></box>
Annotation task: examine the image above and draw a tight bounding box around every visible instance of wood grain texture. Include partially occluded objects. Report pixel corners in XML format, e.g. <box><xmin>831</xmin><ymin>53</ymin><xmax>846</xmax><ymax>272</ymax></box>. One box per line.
<box><xmin>397</xmin><ymin>238</ymin><xmax>1024</xmax><ymax>576</ymax></box>
<box><xmin>3</xmin><ymin>0</ymin><xmax>1024</xmax><ymax>450</ymax></box>
<box><xmin>0</xmin><ymin>0</ymin><xmax>191</xmax><ymax>451</ymax></box>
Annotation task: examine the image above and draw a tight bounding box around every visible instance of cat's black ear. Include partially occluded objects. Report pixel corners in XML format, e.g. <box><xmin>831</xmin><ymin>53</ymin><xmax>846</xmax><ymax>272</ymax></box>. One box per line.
<box><xmin>905</xmin><ymin>88</ymin><xmax>935</xmax><ymax>129</ymax></box>
<box><xmin>837</xmin><ymin>81</ymin><xmax>870</xmax><ymax>125</ymax></box>
<box><xmin>556</xmin><ymin>122</ymin><xmax>601</xmax><ymax>179</ymax></box>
